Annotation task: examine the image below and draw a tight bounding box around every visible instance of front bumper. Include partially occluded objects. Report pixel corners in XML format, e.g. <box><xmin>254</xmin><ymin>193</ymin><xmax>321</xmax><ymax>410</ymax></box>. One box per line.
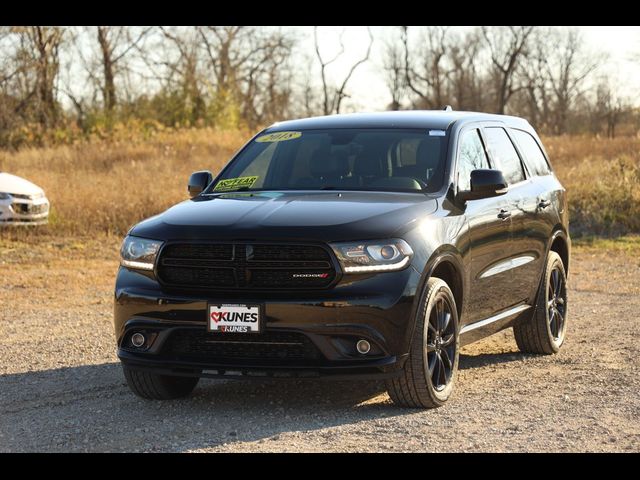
<box><xmin>114</xmin><ymin>264</ymin><xmax>422</xmax><ymax>379</ymax></box>
<box><xmin>0</xmin><ymin>196</ymin><xmax>50</xmax><ymax>225</ymax></box>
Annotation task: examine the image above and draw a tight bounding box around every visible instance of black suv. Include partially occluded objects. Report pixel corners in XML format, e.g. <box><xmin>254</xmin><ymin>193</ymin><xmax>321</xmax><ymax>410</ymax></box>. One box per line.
<box><xmin>114</xmin><ymin>111</ymin><xmax>569</xmax><ymax>408</ymax></box>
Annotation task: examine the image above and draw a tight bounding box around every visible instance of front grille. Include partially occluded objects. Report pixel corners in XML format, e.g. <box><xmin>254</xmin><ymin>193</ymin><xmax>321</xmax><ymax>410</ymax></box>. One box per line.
<box><xmin>11</xmin><ymin>202</ymin><xmax>47</xmax><ymax>215</ymax></box>
<box><xmin>163</xmin><ymin>244</ymin><xmax>233</xmax><ymax>260</ymax></box>
<box><xmin>163</xmin><ymin>329</ymin><xmax>322</xmax><ymax>363</ymax></box>
<box><xmin>160</xmin><ymin>267</ymin><xmax>235</xmax><ymax>287</ymax></box>
<box><xmin>157</xmin><ymin>242</ymin><xmax>336</xmax><ymax>290</ymax></box>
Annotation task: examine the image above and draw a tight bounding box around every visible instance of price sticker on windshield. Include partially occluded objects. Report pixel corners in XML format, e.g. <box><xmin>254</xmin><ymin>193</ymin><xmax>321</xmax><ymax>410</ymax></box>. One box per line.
<box><xmin>213</xmin><ymin>176</ymin><xmax>258</xmax><ymax>192</ymax></box>
<box><xmin>256</xmin><ymin>131</ymin><xmax>302</xmax><ymax>143</ymax></box>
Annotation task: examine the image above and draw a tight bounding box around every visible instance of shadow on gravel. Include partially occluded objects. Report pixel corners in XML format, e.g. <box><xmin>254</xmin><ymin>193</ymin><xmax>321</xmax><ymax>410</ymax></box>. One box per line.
<box><xmin>1</xmin><ymin>350</ymin><xmax>529</xmax><ymax>452</ymax></box>
<box><xmin>0</xmin><ymin>362</ymin><xmax>413</xmax><ymax>452</ymax></box>
<box><xmin>459</xmin><ymin>351</ymin><xmax>525</xmax><ymax>370</ymax></box>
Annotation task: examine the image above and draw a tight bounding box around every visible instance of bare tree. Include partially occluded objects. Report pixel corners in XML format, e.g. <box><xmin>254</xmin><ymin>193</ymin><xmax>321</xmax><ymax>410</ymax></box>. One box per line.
<box><xmin>481</xmin><ymin>26</ymin><xmax>535</xmax><ymax>114</ymax></box>
<box><xmin>14</xmin><ymin>26</ymin><xmax>66</xmax><ymax>128</ymax></box>
<box><xmin>154</xmin><ymin>26</ymin><xmax>206</xmax><ymax>124</ymax></box>
<box><xmin>0</xmin><ymin>28</ymin><xmax>22</xmax><ymax>135</ymax></box>
<box><xmin>2</xmin><ymin>25</ymin><xmax>639</xmax><ymax>146</ymax></box>
<box><xmin>93</xmin><ymin>26</ymin><xmax>151</xmax><ymax>114</ymax></box>
<box><xmin>542</xmin><ymin>28</ymin><xmax>599</xmax><ymax>134</ymax></box>
<box><xmin>517</xmin><ymin>30</ymin><xmax>549</xmax><ymax>129</ymax></box>
<box><xmin>590</xmin><ymin>75</ymin><xmax>628</xmax><ymax>138</ymax></box>
<box><xmin>517</xmin><ymin>27</ymin><xmax>601</xmax><ymax>133</ymax></box>
<box><xmin>448</xmin><ymin>28</ymin><xmax>486</xmax><ymax>110</ymax></box>
<box><xmin>382</xmin><ymin>32</ymin><xmax>405</xmax><ymax>110</ymax></box>
<box><xmin>397</xmin><ymin>26</ymin><xmax>488</xmax><ymax>111</ymax></box>
<box><xmin>402</xmin><ymin>26</ymin><xmax>454</xmax><ymax>109</ymax></box>
<box><xmin>313</xmin><ymin>26</ymin><xmax>374</xmax><ymax>115</ymax></box>
<box><xmin>197</xmin><ymin>26</ymin><xmax>295</xmax><ymax>127</ymax></box>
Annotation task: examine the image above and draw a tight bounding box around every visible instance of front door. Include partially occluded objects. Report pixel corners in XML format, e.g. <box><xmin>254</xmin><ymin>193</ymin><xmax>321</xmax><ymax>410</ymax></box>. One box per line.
<box><xmin>465</xmin><ymin>194</ymin><xmax>514</xmax><ymax>323</ymax></box>
<box><xmin>456</xmin><ymin>127</ymin><xmax>515</xmax><ymax>324</ymax></box>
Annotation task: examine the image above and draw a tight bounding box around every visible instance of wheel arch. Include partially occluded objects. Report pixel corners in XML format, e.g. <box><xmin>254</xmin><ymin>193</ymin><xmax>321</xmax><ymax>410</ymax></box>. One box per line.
<box><xmin>414</xmin><ymin>246</ymin><xmax>465</xmax><ymax>321</ymax></box>
<box><xmin>427</xmin><ymin>257</ymin><xmax>464</xmax><ymax>319</ymax></box>
<box><xmin>548</xmin><ymin>228</ymin><xmax>571</xmax><ymax>275</ymax></box>
<box><xmin>400</xmin><ymin>246</ymin><xmax>465</xmax><ymax>389</ymax></box>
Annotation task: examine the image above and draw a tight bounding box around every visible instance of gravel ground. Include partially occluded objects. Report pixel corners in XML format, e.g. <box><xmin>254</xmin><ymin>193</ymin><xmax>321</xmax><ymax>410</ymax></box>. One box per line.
<box><xmin>1</xmin><ymin>240</ymin><xmax>639</xmax><ymax>452</ymax></box>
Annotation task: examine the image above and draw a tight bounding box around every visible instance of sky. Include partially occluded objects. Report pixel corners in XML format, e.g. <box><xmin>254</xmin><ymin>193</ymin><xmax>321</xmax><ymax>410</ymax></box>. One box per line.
<box><xmin>302</xmin><ymin>26</ymin><xmax>640</xmax><ymax>112</ymax></box>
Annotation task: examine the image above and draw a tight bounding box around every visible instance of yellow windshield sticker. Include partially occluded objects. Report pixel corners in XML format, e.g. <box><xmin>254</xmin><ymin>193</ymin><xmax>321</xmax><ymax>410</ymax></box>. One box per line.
<box><xmin>213</xmin><ymin>176</ymin><xmax>259</xmax><ymax>192</ymax></box>
<box><xmin>255</xmin><ymin>131</ymin><xmax>302</xmax><ymax>143</ymax></box>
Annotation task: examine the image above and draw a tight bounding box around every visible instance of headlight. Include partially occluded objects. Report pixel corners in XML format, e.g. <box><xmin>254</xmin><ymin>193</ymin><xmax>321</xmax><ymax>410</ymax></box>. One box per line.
<box><xmin>120</xmin><ymin>236</ymin><xmax>163</xmax><ymax>271</ymax></box>
<box><xmin>0</xmin><ymin>192</ymin><xmax>11</xmax><ymax>200</ymax></box>
<box><xmin>330</xmin><ymin>239</ymin><xmax>414</xmax><ymax>273</ymax></box>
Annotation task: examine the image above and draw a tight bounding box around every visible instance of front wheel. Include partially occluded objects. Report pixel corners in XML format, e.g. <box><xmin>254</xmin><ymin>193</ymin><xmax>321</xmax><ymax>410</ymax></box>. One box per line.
<box><xmin>513</xmin><ymin>251</ymin><xmax>568</xmax><ymax>354</ymax></box>
<box><xmin>122</xmin><ymin>365</ymin><xmax>199</xmax><ymax>400</ymax></box>
<box><xmin>386</xmin><ymin>277</ymin><xmax>459</xmax><ymax>408</ymax></box>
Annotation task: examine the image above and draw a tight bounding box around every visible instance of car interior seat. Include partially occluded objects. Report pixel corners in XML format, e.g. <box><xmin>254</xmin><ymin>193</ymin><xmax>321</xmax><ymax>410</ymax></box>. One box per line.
<box><xmin>295</xmin><ymin>147</ymin><xmax>350</xmax><ymax>188</ymax></box>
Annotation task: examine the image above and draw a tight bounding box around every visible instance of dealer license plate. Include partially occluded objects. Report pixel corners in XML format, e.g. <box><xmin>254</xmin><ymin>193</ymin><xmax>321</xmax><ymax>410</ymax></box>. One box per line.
<box><xmin>208</xmin><ymin>304</ymin><xmax>262</xmax><ymax>333</ymax></box>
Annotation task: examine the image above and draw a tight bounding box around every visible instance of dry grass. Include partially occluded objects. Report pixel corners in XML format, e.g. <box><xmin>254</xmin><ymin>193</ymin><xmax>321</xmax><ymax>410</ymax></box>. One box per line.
<box><xmin>0</xmin><ymin>128</ymin><xmax>248</xmax><ymax>239</ymax></box>
<box><xmin>0</xmin><ymin>130</ymin><xmax>638</xmax><ymax>241</ymax></box>
<box><xmin>543</xmin><ymin>135</ymin><xmax>640</xmax><ymax>236</ymax></box>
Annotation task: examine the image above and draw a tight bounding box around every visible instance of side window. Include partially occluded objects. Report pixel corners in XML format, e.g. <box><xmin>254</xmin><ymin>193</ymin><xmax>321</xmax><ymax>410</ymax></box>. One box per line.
<box><xmin>510</xmin><ymin>129</ymin><xmax>551</xmax><ymax>177</ymax></box>
<box><xmin>457</xmin><ymin>129</ymin><xmax>490</xmax><ymax>192</ymax></box>
<box><xmin>483</xmin><ymin>127</ymin><xmax>525</xmax><ymax>185</ymax></box>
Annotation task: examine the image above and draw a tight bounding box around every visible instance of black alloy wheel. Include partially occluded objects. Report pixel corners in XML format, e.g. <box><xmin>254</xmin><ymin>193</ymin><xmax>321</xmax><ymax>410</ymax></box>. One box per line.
<box><xmin>547</xmin><ymin>266</ymin><xmax>567</xmax><ymax>342</ymax></box>
<box><xmin>514</xmin><ymin>251</ymin><xmax>568</xmax><ymax>354</ymax></box>
<box><xmin>386</xmin><ymin>277</ymin><xmax>459</xmax><ymax>408</ymax></box>
<box><xmin>426</xmin><ymin>295</ymin><xmax>456</xmax><ymax>391</ymax></box>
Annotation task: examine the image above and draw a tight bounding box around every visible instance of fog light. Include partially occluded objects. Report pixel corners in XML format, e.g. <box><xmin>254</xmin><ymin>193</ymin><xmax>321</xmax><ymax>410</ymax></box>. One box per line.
<box><xmin>356</xmin><ymin>339</ymin><xmax>371</xmax><ymax>355</ymax></box>
<box><xmin>380</xmin><ymin>245</ymin><xmax>397</xmax><ymax>259</ymax></box>
<box><xmin>131</xmin><ymin>332</ymin><xmax>146</xmax><ymax>348</ymax></box>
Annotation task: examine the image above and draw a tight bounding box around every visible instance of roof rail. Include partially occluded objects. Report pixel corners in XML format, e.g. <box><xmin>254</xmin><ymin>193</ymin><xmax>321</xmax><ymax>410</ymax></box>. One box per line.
<box><xmin>443</xmin><ymin>105</ymin><xmax>453</xmax><ymax>112</ymax></box>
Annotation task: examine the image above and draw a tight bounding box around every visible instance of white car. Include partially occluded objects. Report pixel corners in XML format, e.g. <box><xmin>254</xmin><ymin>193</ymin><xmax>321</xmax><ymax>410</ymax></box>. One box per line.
<box><xmin>0</xmin><ymin>173</ymin><xmax>50</xmax><ymax>225</ymax></box>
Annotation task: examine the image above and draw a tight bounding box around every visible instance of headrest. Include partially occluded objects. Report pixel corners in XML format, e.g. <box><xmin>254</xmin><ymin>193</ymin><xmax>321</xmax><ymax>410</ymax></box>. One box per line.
<box><xmin>310</xmin><ymin>148</ymin><xmax>349</xmax><ymax>178</ymax></box>
<box><xmin>353</xmin><ymin>146</ymin><xmax>392</xmax><ymax>177</ymax></box>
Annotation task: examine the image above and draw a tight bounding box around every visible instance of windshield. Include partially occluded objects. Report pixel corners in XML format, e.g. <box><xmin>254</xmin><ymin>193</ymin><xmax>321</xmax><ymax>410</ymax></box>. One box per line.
<box><xmin>207</xmin><ymin>128</ymin><xmax>448</xmax><ymax>194</ymax></box>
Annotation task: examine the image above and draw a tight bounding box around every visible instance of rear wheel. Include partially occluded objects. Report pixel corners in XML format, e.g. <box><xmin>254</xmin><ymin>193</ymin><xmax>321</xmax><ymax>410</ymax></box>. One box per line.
<box><xmin>386</xmin><ymin>277</ymin><xmax>459</xmax><ymax>408</ymax></box>
<box><xmin>513</xmin><ymin>251</ymin><xmax>568</xmax><ymax>354</ymax></box>
<box><xmin>122</xmin><ymin>365</ymin><xmax>199</xmax><ymax>400</ymax></box>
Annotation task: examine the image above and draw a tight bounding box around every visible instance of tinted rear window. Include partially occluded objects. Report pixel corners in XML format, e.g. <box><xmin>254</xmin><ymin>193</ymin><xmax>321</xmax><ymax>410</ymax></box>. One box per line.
<box><xmin>510</xmin><ymin>129</ymin><xmax>551</xmax><ymax>177</ymax></box>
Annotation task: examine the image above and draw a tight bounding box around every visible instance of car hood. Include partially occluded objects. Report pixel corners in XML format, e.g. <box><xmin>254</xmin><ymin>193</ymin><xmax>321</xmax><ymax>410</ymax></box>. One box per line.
<box><xmin>130</xmin><ymin>191</ymin><xmax>438</xmax><ymax>242</ymax></box>
<box><xmin>0</xmin><ymin>173</ymin><xmax>45</xmax><ymax>196</ymax></box>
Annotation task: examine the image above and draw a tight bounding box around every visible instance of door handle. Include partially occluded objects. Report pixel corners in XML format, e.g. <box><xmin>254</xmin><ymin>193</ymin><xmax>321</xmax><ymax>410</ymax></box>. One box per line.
<box><xmin>497</xmin><ymin>209</ymin><xmax>511</xmax><ymax>220</ymax></box>
<box><xmin>538</xmin><ymin>200</ymin><xmax>551</xmax><ymax>209</ymax></box>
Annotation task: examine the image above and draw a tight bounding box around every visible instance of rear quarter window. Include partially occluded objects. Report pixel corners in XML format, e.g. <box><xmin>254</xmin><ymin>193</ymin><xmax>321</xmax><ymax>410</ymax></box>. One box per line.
<box><xmin>510</xmin><ymin>129</ymin><xmax>551</xmax><ymax>177</ymax></box>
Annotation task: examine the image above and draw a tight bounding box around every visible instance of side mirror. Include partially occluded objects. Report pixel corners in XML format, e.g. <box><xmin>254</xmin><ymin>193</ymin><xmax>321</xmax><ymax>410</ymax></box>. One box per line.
<box><xmin>188</xmin><ymin>170</ymin><xmax>213</xmax><ymax>198</ymax></box>
<box><xmin>458</xmin><ymin>169</ymin><xmax>508</xmax><ymax>202</ymax></box>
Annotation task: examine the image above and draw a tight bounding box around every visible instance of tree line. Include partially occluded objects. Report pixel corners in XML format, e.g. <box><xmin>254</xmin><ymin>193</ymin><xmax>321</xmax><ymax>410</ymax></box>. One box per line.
<box><xmin>0</xmin><ymin>26</ymin><xmax>635</xmax><ymax>148</ymax></box>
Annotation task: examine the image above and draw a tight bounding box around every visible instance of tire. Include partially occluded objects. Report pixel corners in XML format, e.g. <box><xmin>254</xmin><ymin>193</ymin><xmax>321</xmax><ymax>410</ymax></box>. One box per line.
<box><xmin>122</xmin><ymin>365</ymin><xmax>199</xmax><ymax>400</ymax></box>
<box><xmin>513</xmin><ymin>251</ymin><xmax>568</xmax><ymax>354</ymax></box>
<box><xmin>386</xmin><ymin>277</ymin><xmax>460</xmax><ymax>408</ymax></box>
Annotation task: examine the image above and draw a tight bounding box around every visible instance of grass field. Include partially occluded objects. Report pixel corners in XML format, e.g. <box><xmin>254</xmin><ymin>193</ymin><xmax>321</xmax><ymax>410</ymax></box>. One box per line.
<box><xmin>0</xmin><ymin>129</ymin><xmax>638</xmax><ymax>240</ymax></box>
<box><xmin>543</xmin><ymin>136</ymin><xmax>640</xmax><ymax>236</ymax></box>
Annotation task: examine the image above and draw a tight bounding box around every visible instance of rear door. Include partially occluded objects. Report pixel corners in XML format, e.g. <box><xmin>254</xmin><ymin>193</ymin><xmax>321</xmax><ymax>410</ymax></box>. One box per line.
<box><xmin>509</xmin><ymin>128</ymin><xmax>558</xmax><ymax>300</ymax></box>
<box><xmin>456</xmin><ymin>127</ymin><xmax>513</xmax><ymax>324</ymax></box>
<box><xmin>482</xmin><ymin>126</ymin><xmax>538</xmax><ymax>307</ymax></box>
